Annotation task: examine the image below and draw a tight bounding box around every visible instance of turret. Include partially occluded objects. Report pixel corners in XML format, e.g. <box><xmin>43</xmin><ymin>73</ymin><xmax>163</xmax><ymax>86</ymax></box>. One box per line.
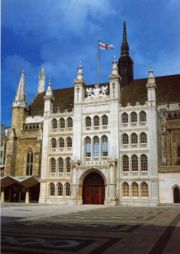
<box><xmin>118</xmin><ymin>21</ymin><xmax>134</xmax><ymax>87</ymax></box>
<box><xmin>73</xmin><ymin>63</ymin><xmax>85</xmax><ymax>104</ymax></box>
<box><xmin>38</xmin><ymin>66</ymin><xmax>45</xmax><ymax>93</ymax></box>
<box><xmin>146</xmin><ymin>68</ymin><xmax>156</xmax><ymax>106</ymax></box>
<box><xmin>109</xmin><ymin>59</ymin><xmax>121</xmax><ymax>100</ymax></box>
<box><xmin>44</xmin><ymin>80</ymin><xmax>54</xmax><ymax>113</ymax></box>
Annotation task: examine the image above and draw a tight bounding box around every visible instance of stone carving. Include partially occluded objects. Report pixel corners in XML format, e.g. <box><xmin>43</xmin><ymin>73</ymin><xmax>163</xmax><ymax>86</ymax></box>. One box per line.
<box><xmin>86</xmin><ymin>85</ymin><xmax>108</xmax><ymax>98</ymax></box>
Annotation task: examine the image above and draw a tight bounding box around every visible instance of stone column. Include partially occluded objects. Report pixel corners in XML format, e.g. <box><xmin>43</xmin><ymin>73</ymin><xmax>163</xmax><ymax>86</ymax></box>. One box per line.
<box><xmin>107</xmin><ymin>159</ymin><xmax>117</xmax><ymax>205</ymax></box>
<box><xmin>1</xmin><ymin>190</ymin><xmax>4</xmax><ymax>203</ymax></box>
<box><xmin>25</xmin><ymin>189</ymin><xmax>29</xmax><ymax>204</ymax></box>
<box><xmin>70</xmin><ymin>160</ymin><xmax>80</xmax><ymax>205</ymax></box>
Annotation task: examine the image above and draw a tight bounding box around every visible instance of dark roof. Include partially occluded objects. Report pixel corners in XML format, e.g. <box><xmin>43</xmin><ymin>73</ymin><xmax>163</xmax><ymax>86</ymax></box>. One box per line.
<box><xmin>30</xmin><ymin>74</ymin><xmax>180</xmax><ymax>116</ymax></box>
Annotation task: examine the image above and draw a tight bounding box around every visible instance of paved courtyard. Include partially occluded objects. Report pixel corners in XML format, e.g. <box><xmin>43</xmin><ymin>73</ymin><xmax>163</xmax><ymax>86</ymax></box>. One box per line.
<box><xmin>1</xmin><ymin>204</ymin><xmax>180</xmax><ymax>254</ymax></box>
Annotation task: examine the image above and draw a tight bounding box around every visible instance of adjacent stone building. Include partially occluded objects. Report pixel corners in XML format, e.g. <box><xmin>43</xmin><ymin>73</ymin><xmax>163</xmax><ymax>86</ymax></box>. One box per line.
<box><xmin>1</xmin><ymin>22</ymin><xmax>180</xmax><ymax>205</ymax></box>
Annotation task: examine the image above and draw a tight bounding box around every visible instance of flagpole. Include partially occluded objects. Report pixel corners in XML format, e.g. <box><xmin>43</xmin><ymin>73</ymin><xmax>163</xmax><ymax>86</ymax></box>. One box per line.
<box><xmin>98</xmin><ymin>40</ymin><xmax>100</xmax><ymax>85</ymax></box>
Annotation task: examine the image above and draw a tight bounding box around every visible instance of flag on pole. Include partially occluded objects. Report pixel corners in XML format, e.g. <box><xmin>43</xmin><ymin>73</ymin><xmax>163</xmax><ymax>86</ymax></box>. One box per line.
<box><xmin>99</xmin><ymin>41</ymin><xmax>114</xmax><ymax>50</ymax></box>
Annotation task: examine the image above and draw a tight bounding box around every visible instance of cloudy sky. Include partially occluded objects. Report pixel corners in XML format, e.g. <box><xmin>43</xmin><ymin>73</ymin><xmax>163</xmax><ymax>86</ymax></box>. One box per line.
<box><xmin>2</xmin><ymin>0</ymin><xmax>180</xmax><ymax>126</ymax></box>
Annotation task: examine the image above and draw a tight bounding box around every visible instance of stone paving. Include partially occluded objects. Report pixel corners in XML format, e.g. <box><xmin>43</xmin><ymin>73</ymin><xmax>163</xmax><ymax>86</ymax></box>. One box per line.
<box><xmin>1</xmin><ymin>204</ymin><xmax>180</xmax><ymax>254</ymax></box>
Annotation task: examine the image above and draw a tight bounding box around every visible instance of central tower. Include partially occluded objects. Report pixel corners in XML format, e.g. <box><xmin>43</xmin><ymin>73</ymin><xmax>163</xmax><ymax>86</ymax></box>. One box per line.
<box><xmin>118</xmin><ymin>21</ymin><xmax>134</xmax><ymax>86</ymax></box>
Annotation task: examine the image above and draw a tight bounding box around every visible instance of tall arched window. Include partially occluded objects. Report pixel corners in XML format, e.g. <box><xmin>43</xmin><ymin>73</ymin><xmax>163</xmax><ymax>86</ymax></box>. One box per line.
<box><xmin>65</xmin><ymin>182</ymin><xmax>71</xmax><ymax>196</ymax></box>
<box><xmin>58</xmin><ymin>157</ymin><xmax>63</xmax><ymax>172</ymax></box>
<box><xmin>50</xmin><ymin>158</ymin><xmax>56</xmax><ymax>173</ymax></box>
<box><xmin>57</xmin><ymin>183</ymin><xmax>63</xmax><ymax>196</ymax></box>
<box><xmin>60</xmin><ymin>118</ymin><xmax>65</xmax><ymax>128</ymax></box>
<box><xmin>132</xmin><ymin>182</ymin><xmax>139</xmax><ymax>197</ymax></box>
<box><xmin>94</xmin><ymin>116</ymin><xmax>100</xmax><ymax>126</ymax></box>
<box><xmin>102</xmin><ymin>115</ymin><xmax>108</xmax><ymax>126</ymax></box>
<box><xmin>122</xmin><ymin>112</ymin><xmax>128</xmax><ymax>123</ymax></box>
<box><xmin>140</xmin><ymin>132</ymin><xmax>147</xmax><ymax>143</ymax></box>
<box><xmin>49</xmin><ymin>183</ymin><xmax>55</xmax><ymax>196</ymax></box>
<box><xmin>85</xmin><ymin>137</ymin><xmax>91</xmax><ymax>157</ymax></box>
<box><xmin>51</xmin><ymin>138</ymin><xmax>57</xmax><ymax>149</ymax></box>
<box><xmin>122</xmin><ymin>133</ymin><xmax>129</xmax><ymax>144</ymax></box>
<box><xmin>122</xmin><ymin>155</ymin><xmax>129</xmax><ymax>171</ymax></box>
<box><xmin>66</xmin><ymin>157</ymin><xmax>71</xmax><ymax>172</ymax></box>
<box><xmin>52</xmin><ymin>119</ymin><xmax>57</xmax><ymax>129</ymax></box>
<box><xmin>131</xmin><ymin>133</ymin><xmax>138</xmax><ymax>144</ymax></box>
<box><xmin>66</xmin><ymin>137</ymin><xmax>72</xmax><ymax>148</ymax></box>
<box><xmin>85</xmin><ymin>117</ymin><xmax>91</xmax><ymax>127</ymax></box>
<box><xmin>131</xmin><ymin>112</ymin><xmax>137</xmax><ymax>123</ymax></box>
<box><xmin>122</xmin><ymin>182</ymin><xmax>129</xmax><ymax>196</ymax></box>
<box><xmin>141</xmin><ymin>182</ymin><xmax>148</xmax><ymax>197</ymax></box>
<box><xmin>140</xmin><ymin>111</ymin><xmax>146</xmax><ymax>122</ymax></box>
<box><xmin>67</xmin><ymin>117</ymin><xmax>73</xmax><ymax>128</ymax></box>
<box><xmin>101</xmin><ymin>135</ymin><xmax>108</xmax><ymax>156</ymax></box>
<box><xmin>93</xmin><ymin>136</ymin><xmax>99</xmax><ymax>157</ymax></box>
<box><xmin>140</xmin><ymin>154</ymin><xmax>148</xmax><ymax>171</ymax></box>
<box><xmin>131</xmin><ymin>155</ymin><xmax>138</xmax><ymax>171</ymax></box>
<box><xmin>59</xmin><ymin>138</ymin><xmax>64</xmax><ymax>148</ymax></box>
<box><xmin>26</xmin><ymin>148</ymin><xmax>33</xmax><ymax>175</ymax></box>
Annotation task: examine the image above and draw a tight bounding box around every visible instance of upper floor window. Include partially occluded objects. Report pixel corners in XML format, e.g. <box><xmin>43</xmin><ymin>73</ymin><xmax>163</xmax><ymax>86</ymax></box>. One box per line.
<box><xmin>122</xmin><ymin>133</ymin><xmax>129</xmax><ymax>144</ymax></box>
<box><xmin>66</xmin><ymin>157</ymin><xmax>71</xmax><ymax>172</ymax></box>
<box><xmin>122</xmin><ymin>182</ymin><xmax>129</xmax><ymax>196</ymax></box>
<box><xmin>49</xmin><ymin>182</ymin><xmax>55</xmax><ymax>196</ymax></box>
<box><xmin>122</xmin><ymin>155</ymin><xmax>129</xmax><ymax>171</ymax></box>
<box><xmin>101</xmin><ymin>135</ymin><xmax>108</xmax><ymax>156</ymax></box>
<box><xmin>26</xmin><ymin>148</ymin><xmax>33</xmax><ymax>175</ymax></box>
<box><xmin>131</xmin><ymin>155</ymin><xmax>138</xmax><ymax>171</ymax></box>
<box><xmin>140</xmin><ymin>154</ymin><xmax>148</xmax><ymax>171</ymax></box>
<box><xmin>57</xmin><ymin>183</ymin><xmax>63</xmax><ymax>196</ymax></box>
<box><xmin>65</xmin><ymin>182</ymin><xmax>71</xmax><ymax>196</ymax></box>
<box><xmin>66</xmin><ymin>137</ymin><xmax>72</xmax><ymax>148</ymax></box>
<box><xmin>131</xmin><ymin>112</ymin><xmax>137</xmax><ymax>123</ymax></box>
<box><xmin>58</xmin><ymin>157</ymin><xmax>63</xmax><ymax>172</ymax></box>
<box><xmin>93</xmin><ymin>136</ymin><xmax>99</xmax><ymax>157</ymax></box>
<box><xmin>59</xmin><ymin>138</ymin><xmax>64</xmax><ymax>148</ymax></box>
<box><xmin>140</xmin><ymin>132</ymin><xmax>147</xmax><ymax>143</ymax></box>
<box><xmin>122</xmin><ymin>113</ymin><xmax>128</xmax><ymax>123</ymax></box>
<box><xmin>94</xmin><ymin>116</ymin><xmax>100</xmax><ymax>126</ymax></box>
<box><xmin>141</xmin><ymin>182</ymin><xmax>148</xmax><ymax>197</ymax></box>
<box><xmin>50</xmin><ymin>158</ymin><xmax>56</xmax><ymax>173</ymax></box>
<box><xmin>51</xmin><ymin>138</ymin><xmax>57</xmax><ymax>149</ymax></box>
<box><xmin>85</xmin><ymin>137</ymin><xmax>91</xmax><ymax>157</ymax></box>
<box><xmin>67</xmin><ymin>117</ymin><xmax>73</xmax><ymax>128</ymax></box>
<box><xmin>140</xmin><ymin>111</ymin><xmax>146</xmax><ymax>122</ymax></box>
<box><xmin>52</xmin><ymin>119</ymin><xmax>57</xmax><ymax>129</ymax></box>
<box><xmin>60</xmin><ymin>118</ymin><xmax>65</xmax><ymax>128</ymax></box>
<box><xmin>102</xmin><ymin>115</ymin><xmax>108</xmax><ymax>126</ymax></box>
<box><xmin>85</xmin><ymin>117</ymin><xmax>91</xmax><ymax>127</ymax></box>
<box><xmin>131</xmin><ymin>133</ymin><xmax>138</xmax><ymax>144</ymax></box>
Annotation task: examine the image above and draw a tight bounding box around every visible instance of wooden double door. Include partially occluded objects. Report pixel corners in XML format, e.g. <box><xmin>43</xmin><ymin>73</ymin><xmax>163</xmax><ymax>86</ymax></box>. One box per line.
<box><xmin>83</xmin><ymin>172</ymin><xmax>105</xmax><ymax>205</ymax></box>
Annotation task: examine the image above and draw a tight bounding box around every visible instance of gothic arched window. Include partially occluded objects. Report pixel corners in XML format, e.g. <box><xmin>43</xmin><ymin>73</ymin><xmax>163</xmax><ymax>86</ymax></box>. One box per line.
<box><xmin>50</xmin><ymin>158</ymin><xmax>56</xmax><ymax>173</ymax></box>
<box><xmin>65</xmin><ymin>182</ymin><xmax>71</xmax><ymax>196</ymax></box>
<box><xmin>85</xmin><ymin>137</ymin><xmax>91</xmax><ymax>157</ymax></box>
<box><xmin>131</xmin><ymin>112</ymin><xmax>137</xmax><ymax>123</ymax></box>
<box><xmin>132</xmin><ymin>182</ymin><xmax>139</xmax><ymax>197</ymax></box>
<box><xmin>51</xmin><ymin>138</ymin><xmax>57</xmax><ymax>149</ymax></box>
<box><xmin>60</xmin><ymin>118</ymin><xmax>65</xmax><ymax>128</ymax></box>
<box><xmin>102</xmin><ymin>115</ymin><xmax>108</xmax><ymax>126</ymax></box>
<box><xmin>140</xmin><ymin>111</ymin><xmax>146</xmax><ymax>122</ymax></box>
<box><xmin>122</xmin><ymin>182</ymin><xmax>129</xmax><ymax>196</ymax></box>
<box><xmin>101</xmin><ymin>135</ymin><xmax>108</xmax><ymax>156</ymax></box>
<box><xmin>66</xmin><ymin>157</ymin><xmax>71</xmax><ymax>172</ymax></box>
<box><xmin>58</xmin><ymin>157</ymin><xmax>63</xmax><ymax>172</ymax></box>
<box><xmin>49</xmin><ymin>182</ymin><xmax>55</xmax><ymax>196</ymax></box>
<box><xmin>85</xmin><ymin>117</ymin><xmax>91</xmax><ymax>127</ymax></box>
<box><xmin>94</xmin><ymin>116</ymin><xmax>100</xmax><ymax>126</ymax></box>
<box><xmin>140</xmin><ymin>154</ymin><xmax>148</xmax><ymax>171</ymax></box>
<box><xmin>131</xmin><ymin>133</ymin><xmax>138</xmax><ymax>144</ymax></box>
<box><xmin>140</xmin><ymin>132</ymin><xmax>147</xmax><ymax>143</ymax></box>
<box><xmin>59</xmin><ymin>138</ymin><xmax>64</xmax><ymax>148</ymax></box>
<box><xmin>66</xmin><ymin>137</ymin><xmax>72</xmax><ymax>148</ymax></box>
<box><xmin>122</xmin><ymin>155</ymin><xmax>129</xmax><ymax>171</ymax></box>
<box><xmin>57</xmin><ymin>183</ymin><xmax>63</xmax><ymax>196</ymax></box>
<box><xmin>131</xmin><ymin>155</ymin><xmax>138</xmax><ymax>171</ymax></box>
<box><xmin>141</xmin><ymin>182</ymin><xmax>148</xmax><ymax>197</ymax></box>
<box><xmin>26</xmin><ymin>148</ymin><xmax>33</xmax><ymax>175</ymax></box>
<box><xmin>122</xmin><ymin>133</ymin><xmax>129</xmax><ymax>144</ymax></box>
<box><xmin>93</xmin><ymin>136</ymin><xmax>99</xmax><ymax>157</ymax></box>
<box><xmin>122</xmin><ymin>113</ymin><xmax>128</xmax><ymax>123</ymax></box>
<box><xmin>67</xmin><ymin>117</ymin><xmax>73</xmax><ymax>128</ymax></box>
<box><xmin>52</xmin><ymin>118</ymin><xmax>57</xmax><ymax>129</ymax></box>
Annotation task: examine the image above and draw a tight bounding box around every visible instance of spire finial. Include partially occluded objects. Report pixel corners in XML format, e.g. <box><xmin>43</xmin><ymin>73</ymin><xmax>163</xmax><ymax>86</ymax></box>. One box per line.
<box><xmin>146</xmin><ymin>67</ymin><xmax>156</xmax><ymax>88</ymax></box>
<box><xmin>38</xmin><ymin>65</ymin><xmax>45</xmax><ymax>93</ymax></box>
<box><xmin>121</xmin><ymin>20</ymin><xmax>129</xmax><ymax>56</ymax></box>
<box><xmin>123</xmin><ymin>21</ymin><xmax>127</xmax><ymax>43</ymax></box>
<box><xmin>76</xmin><ymin>62</ymin><xmax>84</xmax><ymax>81</ymax></box>
<box><xmin>13</xmin><ymin>71</ymin><xmax>26</xmax><ymax>108</ymax></box>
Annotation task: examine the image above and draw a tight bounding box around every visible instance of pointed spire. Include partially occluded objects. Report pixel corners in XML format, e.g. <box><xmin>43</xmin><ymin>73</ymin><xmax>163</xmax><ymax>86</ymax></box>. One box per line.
<box><xmin>121</xmin><ymin>21</ymin><xmax>129</xmax><ymax>56</ymax></box>
<box><xmin>111</xmin><ymin>59</ymin><xmax>119</xmax><ymax>76</ymax></box>
<box><xmin>76</xmin><ymin>62</ymin><xmax>84</xmax><ymax>81</ymax></box>
<box><xmin>38</xmin><ymin>66</ymin><xmax>45</xmax><ymax>93</ymax></box>
<box><xmin>45</xmin><ymin>80</ymin><xmax>53</xmax><ymax>97</ymax></box>
<box><xmin>146</xmin><ymin>67</ymin><xmax>156</xmax><ymax>88</ymax></box>
<box><xmin>13</xmin><ymin>71</ymin><xmax>26</xmax><ymax>108</ymax></box>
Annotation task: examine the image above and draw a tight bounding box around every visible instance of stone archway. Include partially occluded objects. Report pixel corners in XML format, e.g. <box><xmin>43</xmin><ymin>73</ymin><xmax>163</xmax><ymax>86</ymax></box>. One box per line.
<box><xmin>82</xmin><ymin>172</ymin><xmax>105</xmax><ymax>204</ymax></box>
<box><xmin>173</xmin><ymin>186</ymin><xmax>180</xmax><ymax>203</ymax></box>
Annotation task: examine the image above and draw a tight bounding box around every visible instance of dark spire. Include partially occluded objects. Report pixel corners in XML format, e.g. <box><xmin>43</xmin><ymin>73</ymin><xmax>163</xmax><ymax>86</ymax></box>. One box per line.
<box><xmin>118</xmin><ymin>21</ymin><xmax>134</xmax><ymax>87</ymax></box>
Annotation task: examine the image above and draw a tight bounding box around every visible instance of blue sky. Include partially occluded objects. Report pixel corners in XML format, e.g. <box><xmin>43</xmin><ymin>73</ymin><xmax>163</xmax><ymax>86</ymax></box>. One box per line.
<box><xmin>2</xmin><ymin>0</ymin><xmax>180</xmax><ymax>127</ymax></box>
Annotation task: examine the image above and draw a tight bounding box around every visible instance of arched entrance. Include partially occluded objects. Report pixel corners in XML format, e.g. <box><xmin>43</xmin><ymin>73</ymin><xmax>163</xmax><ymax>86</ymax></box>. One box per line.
<box><xmin>173</xmin><ymin>187</ymin><xmax>180</xmax><ymax>203</ymax></box>
<box><xmin>83</xmin><ymin>172</ymin><xmax>105</xmax><ymax>204</ymax></box>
